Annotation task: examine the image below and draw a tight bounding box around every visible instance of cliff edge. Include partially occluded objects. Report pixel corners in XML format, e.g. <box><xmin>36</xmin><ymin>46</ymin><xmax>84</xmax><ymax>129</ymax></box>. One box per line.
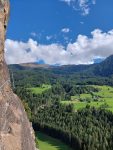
<box><xmin>0</xmin><ymin>0</ymin><xmax>37</xmax><ymax>149</ymax></box>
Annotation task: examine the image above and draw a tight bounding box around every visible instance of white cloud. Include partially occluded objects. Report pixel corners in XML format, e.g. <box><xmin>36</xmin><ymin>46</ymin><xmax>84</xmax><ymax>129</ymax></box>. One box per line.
<box><xmin>60</xmin><ymin>0</ymin><xmax>96</xmax><ymax>16</ymax></box>
<box><xmin>31</xmin><ymin>32</ymin><xmax>37</xmax><ymax>37</ymax></box>
<box><xmin>46</xmin><ymin>35</ymin><xmax>53</xmax><ymax>40</ymax></box>
<box><xmin>5</xmin><ymin>29</ymin><xmax>113</xmax><ymax>65</ymax></box>
<box><xmin>60</xmin><ymin>0</ymin><xmax>74</xmax><ymax>5</ymax></box>
<box><xmin>31</xmin><ymin>32</ymin><xmax>43</xmax><ymax>40</ymax></box>
<box><xmin>61</xmin><ymin>28</ymin><xmax>70</xmax><ymax>33</ymax></box>
<box><xmin>79</xmin><ymin>0</ymin><xmax>90</xmax><ymax>16</ymax></box>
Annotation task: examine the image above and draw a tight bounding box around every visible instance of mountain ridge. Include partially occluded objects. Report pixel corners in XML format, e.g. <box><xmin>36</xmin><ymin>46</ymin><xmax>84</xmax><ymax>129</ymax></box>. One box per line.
<box><xmin>9</xmin><ymin>54</ymin><xmax>113</xmax><ymax>77</ymax></box>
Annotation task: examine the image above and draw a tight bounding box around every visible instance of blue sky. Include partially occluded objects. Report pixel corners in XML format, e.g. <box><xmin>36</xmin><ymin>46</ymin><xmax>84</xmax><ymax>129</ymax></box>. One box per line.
<box><xmin>5</xmin><ymin>0</ymin><xmax>113</xmax><ymax>65</ymax></box>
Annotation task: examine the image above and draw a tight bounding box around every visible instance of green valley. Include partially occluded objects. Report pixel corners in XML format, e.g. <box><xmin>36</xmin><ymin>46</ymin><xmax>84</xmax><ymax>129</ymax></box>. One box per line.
<box><xmin>36</xmin><ymin>132</ymin><xmax>72</xmax><ymax>150</ymax></box>
<box><xmin>5</xmin><ymin>0</ymin><xmax>113</xmax><ymax>149</ymax></box>
<box><xmin>9</xmin><ymin>55</ymin><xmax>113</xmax><ymax>150</ymax></box>
<box><xmin>29</xmin><ymin>84</ymin><xmax>51</xmax><ymax>94</ymax></box>
<box><xmin>62</xmin><ymin>85</ymin><xmax>113</xmax><ymax>112</ymax></box>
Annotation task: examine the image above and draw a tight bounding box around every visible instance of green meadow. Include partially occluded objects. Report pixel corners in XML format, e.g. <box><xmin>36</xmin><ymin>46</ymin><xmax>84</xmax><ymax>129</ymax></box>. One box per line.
<box><xmin>36</xmin><ymin>132</ymin><xmax>72</xmax><ymax>150</ymax></box>
<box><xmin>29</xmin><ymin>84</ymin><xmax>51</xmax><ymax>94</ymax></box>
<box><xmin>62</xmin><ymin>85</ymin><xmax>113</xmax><ymax>112</ymax></box>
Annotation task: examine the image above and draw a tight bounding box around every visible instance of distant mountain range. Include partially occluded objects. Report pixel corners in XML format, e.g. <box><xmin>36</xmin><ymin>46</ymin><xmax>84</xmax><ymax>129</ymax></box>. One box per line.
<box><xmin>9</xmin><ymin>55</ymin><xmax>113</xmax><ymax>77</ymax></box>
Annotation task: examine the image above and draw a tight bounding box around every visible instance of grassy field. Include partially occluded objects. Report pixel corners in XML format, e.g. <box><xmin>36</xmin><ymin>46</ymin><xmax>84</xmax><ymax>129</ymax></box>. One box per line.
<box><xmin>36</xmin><ymin>132</ymin><xmax>72</xmax><ymax>150</ymax></box>
<box><xmin>62</xmin><ymin>85</ymin><xmax>113</xmax><ymax>112</ymax></box>
<box><xmin>29</xmin><ymin>84</ymin><xmax>51</xmax><ymax>94</ymax></box>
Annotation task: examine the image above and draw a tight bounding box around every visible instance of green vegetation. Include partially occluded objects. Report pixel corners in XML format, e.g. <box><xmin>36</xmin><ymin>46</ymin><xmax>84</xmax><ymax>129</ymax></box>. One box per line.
<box><xmin>14</xmin><ymin>83</ymin><xmax>113</xmax><ymax>150</ymax></box>
<box><xmin>29</xmin><ymin>84</ymin><xmax>51</xmax><ymax>94</ymax></box>
<box><xmin>36</xmin><ymin>132</ymin><xmax>72</xmax><ymax>150</ymax></box>
<box><xmin>9</xmin><ymin>55</ymin><xmax>113</xmax><ymax>150</ymax></box>
<box><xmin>33</xmin><ymin>106</ymin><xmax>113</xmax><ymax>150</ymax></box>
<box><xmin>9</xmin><ymin>55</ymin><xmax>113</xmax><ymax>88</ymax></box>
<box><xmin>62</xmin><ymin>85</ymin><xmax>113</xmax><ymax>112</ymax></box>
<box><xmin>15</xmin><ymin>83</ymin><xmax>113</xmax><ymax>150</ymax></box>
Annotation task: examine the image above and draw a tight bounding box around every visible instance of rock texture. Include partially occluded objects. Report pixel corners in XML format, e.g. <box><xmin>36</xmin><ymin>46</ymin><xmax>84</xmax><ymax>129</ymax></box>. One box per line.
<box><xmin>0</xmin><ymin>0</ymin><xmax>37</xmax><ymax>149</ymax></box>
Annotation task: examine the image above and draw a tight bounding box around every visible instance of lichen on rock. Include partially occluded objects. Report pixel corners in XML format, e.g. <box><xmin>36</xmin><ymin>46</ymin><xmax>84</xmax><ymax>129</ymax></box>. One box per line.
<box><xmin>0</xmin><ymin>0</ymin><xmax>38</xmax><ymax>149</ymax></box>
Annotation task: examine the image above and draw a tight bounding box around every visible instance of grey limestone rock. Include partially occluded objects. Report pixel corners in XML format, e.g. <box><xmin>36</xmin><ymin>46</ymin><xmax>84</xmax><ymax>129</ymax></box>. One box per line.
<box><xmin>0</xmin><ymin>0</ymin><xmax>38</xmax><ymax>149</ymax></box>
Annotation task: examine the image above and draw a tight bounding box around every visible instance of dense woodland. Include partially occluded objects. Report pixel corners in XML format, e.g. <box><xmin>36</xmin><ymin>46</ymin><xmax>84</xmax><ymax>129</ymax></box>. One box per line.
<box><xmin>9</xmin><ymin>55</ymin><xmax>113</xmax><ymax>87</ymax></box>
<box><xmin>15</xmin><ymin>86</ymin><xmax>113</xmax><ymax>150</ymax></box>
<box><xmin>9</xmin><ymin>55</ymin><xmax>113</xmax><ymax>150</ymax></box>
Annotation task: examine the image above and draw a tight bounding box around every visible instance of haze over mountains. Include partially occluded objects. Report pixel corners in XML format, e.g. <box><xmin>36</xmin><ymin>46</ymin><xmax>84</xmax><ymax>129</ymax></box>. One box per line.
<box><xmin>9</xmin><ymin>54</ymin><xmax>113</xmax><ymax>77</ymax></box>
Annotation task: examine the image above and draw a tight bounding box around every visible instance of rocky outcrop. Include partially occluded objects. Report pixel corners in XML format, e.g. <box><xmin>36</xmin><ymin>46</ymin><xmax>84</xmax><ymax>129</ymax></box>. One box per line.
<box><xmin>0</xmin><ymin>0</ymin><xmax>38</xmax><ymax>149</ymax></box>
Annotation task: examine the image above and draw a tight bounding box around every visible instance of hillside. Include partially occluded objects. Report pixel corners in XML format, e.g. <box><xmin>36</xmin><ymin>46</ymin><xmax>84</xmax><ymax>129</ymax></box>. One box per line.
<box><xmin>9</xmin><ymin>54</ymin><xmax>113</xmax><ymax>76</ymax></box>
<box><xmin>10</xmin><ymin>54</ymin><xmax>113</xmax><ymax>150</ymax></box>
<box><xmin>90</xmin><ymin>55</ymin><xmax>113</xmax><ymax>76</ymax></box>
<box><xmin>8</xmin><ymin>55</ymin><xmax>113</xmax><ymax>88</ymax></box>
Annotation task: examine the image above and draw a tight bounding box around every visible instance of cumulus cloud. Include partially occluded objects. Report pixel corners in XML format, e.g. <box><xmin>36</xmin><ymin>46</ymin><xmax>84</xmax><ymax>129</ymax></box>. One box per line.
<box><xmin>61</xmin><ymin>28</ymin><xmax>70</xmax><ymax>33</ymax></box>
<box><xmin>60</xmin><ymin>0</ymin><xmax>96</xmax><ymax>16</ymax></box>
<box><xmin>5</xmin><ymin>29</ymin><xmax>113</xmax><ymax>65</ymax></box>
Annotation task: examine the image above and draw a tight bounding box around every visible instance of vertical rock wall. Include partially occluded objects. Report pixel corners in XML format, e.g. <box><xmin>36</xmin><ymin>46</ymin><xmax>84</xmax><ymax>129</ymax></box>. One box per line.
<box><xmin>0</xmin><ymin>1</ymin><xmax>38</xmax><ymax>150</ymax></box>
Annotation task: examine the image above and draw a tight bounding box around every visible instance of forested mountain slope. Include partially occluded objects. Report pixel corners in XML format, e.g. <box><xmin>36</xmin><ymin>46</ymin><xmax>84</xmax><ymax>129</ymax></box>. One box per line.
<box><xmin>9</xmin><ymin>54</ymin><xmax>113</xmax><ymax>76</ymax></box>
<box><xmin>8</xmin><ymin>55</ymin><xmax>113</xmax><ymax>87</ymax></box>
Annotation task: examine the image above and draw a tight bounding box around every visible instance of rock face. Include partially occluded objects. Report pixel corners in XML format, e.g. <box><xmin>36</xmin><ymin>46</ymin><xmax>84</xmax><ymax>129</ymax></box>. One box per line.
<box><xmin>0</xmin><ymin>0</ymin><xmax>37</xmax><ymax>150</ymax></box>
